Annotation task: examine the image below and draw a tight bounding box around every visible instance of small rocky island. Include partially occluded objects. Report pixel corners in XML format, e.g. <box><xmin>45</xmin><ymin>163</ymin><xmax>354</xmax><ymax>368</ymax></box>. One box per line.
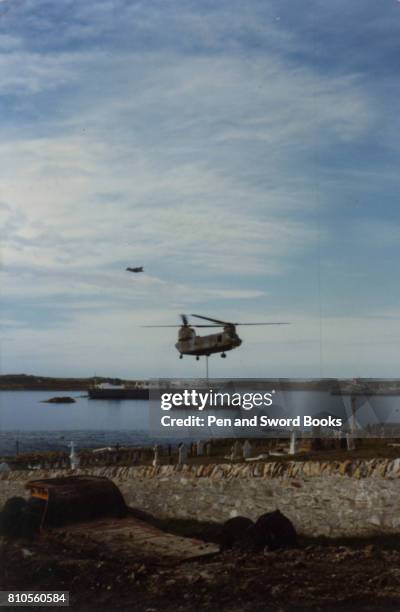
<box><xmin>42</xmin><ymin>396</ymin><xmax>76</xmax><ymax>404</ymax></box>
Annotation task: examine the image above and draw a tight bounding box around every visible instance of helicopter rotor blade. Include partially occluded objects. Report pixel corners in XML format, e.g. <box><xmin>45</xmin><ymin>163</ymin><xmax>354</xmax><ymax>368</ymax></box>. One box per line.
<box><xmin>142</xmin><ymin>316</ymin><xmax>290</xmax><ymax>328</ymax></box>
<box><xmin>235</xmin><ymin>322</ymin><xmax>290</xmax><ymax>326</ymax></box>
<box><xmin>142</xmin><ymin>324</ymin><xmax>221</xmax><ymax>328</ymax></box>
<box><xmin>191</xmin><ymin>324</ymin><xmax>223</xmax><ymax>328</ymax></box>
<box><xmin>191</xmin><ymin>314</ymin><xmax>228</xmax><ymax>325</ymax></box>
<box><xmin>191</xmin><ymin>314</ymin><xmax>290</xmax><ymax>326</ymax></box>
<box><xmin>141</xmin><ymin>325</ymin><xmax>183</xmax><ymax>328</ymax></box>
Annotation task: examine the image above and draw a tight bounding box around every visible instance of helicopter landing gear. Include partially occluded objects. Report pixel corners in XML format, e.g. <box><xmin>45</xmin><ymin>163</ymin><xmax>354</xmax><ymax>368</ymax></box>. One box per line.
<box><xmin>221</xmin><ymin>352</ymin><xmax>226</xmax><ymax>358</ymax></box>
<box><xmin>179</xmin><ymin>354</ymin><xmax>183</xmax><ymax>359</ymax></box>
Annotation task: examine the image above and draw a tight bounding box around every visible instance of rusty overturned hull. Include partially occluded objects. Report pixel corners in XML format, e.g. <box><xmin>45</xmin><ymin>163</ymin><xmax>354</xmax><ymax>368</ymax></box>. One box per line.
<box><xmin>26</xmin><ymin>476</ymin><xmax>127</xmax><ymax>527</ymax></box>
<box><xmin>25</xmin><ymin>476</ymin><xmax>218</xmax><ymax>563</ymax></box>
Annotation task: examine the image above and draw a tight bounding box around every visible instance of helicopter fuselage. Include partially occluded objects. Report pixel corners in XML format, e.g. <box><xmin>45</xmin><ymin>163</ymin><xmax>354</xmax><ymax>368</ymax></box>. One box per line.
<box><xmin>175</xmin><ymin>325</ymin><xmax>242</xmax><ymax>357</ymax></box>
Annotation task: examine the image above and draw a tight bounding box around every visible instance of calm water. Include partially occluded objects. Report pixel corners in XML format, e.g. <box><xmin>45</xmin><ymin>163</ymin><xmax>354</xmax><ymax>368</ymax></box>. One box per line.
<box><xmin>0</xmin><ymin>391</ymin><xmax>152</xmax><ymax>455</ymax></box>
<box><xmin>1</xmin><ymin>389</ymin><xmax>400</xmax><ymax>455</ymax></box>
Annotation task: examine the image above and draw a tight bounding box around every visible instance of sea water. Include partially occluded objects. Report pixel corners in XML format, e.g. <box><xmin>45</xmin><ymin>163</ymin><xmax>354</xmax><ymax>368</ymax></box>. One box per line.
<box><xmin>1</xmin><ymin>389</ymin><xmax>399</xmax><ymax>455</ymax></box>
<box><xmin>0</xmin><ymin>391</ymin><xmax>151</xmax><ymax>455</ymax></box>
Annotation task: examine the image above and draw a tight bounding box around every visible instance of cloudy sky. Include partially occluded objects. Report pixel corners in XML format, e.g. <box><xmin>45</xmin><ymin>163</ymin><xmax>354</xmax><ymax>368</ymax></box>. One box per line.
<box><xmin>1</xmin><ymin>0</ymin><xmax>400</xmax><ymax>379</ymax></box>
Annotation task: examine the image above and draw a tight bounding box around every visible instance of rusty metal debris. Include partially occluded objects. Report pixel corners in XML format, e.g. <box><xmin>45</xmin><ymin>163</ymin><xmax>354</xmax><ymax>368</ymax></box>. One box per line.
<box><xmin>26</xmin><ymin>476</ymin><xmax>127</xmax><ymax>527</ymax></box>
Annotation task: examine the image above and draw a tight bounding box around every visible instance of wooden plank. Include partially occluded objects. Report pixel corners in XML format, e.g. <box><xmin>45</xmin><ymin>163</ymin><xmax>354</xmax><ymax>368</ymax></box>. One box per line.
<box><xmin>53</xmin><ymin>516</ymin><xmax>219</xmax><ymax>562</ymax></box>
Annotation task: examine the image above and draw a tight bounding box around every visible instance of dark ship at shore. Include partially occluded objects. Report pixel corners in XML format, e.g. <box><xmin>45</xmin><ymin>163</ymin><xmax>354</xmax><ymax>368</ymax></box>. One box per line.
<box><xmin>88</xmin><ymin>381</ymin><xmax>149</xmax><ymax>400</ymax></box>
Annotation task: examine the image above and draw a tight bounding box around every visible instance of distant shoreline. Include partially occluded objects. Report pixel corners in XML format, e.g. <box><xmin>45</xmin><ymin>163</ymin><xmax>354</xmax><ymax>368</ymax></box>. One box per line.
<box><xmin>0</xmin><ymin>374</ymin><xmax>136</xmax><ymax>391</ymax></box>
<box><xmin>2</xmin><ymin>374</ymin><xmax>400</xmax><ymax>393</ymax></box>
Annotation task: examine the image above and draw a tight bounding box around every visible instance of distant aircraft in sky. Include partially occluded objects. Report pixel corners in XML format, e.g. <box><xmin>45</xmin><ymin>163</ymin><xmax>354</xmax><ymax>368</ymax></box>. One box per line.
<box><xmin>126</xmin><ymin>266</ymin><xmax>144</xmax><ymax>273</ymax></box>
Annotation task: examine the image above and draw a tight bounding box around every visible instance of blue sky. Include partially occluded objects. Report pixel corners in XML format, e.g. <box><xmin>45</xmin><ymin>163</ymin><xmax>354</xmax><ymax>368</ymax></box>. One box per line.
<box><xmin>1</xmin><ymin>0</ymin><xmax>400</xmax><ymax>378</ymax></box>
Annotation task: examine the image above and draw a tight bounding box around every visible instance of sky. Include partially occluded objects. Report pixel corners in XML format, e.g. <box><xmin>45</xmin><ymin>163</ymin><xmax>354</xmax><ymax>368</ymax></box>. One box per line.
<box><xmin>1</xmin><ymin>0</ymin><xmax>400</xmax><ymax>379</ymax></box>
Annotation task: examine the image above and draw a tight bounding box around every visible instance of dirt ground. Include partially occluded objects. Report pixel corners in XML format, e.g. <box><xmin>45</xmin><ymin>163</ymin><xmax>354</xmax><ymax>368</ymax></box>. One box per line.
<box><xmin>2</xmin><ymin>525</ymin><xmax>400</xmax><ymax>611</ymax></box>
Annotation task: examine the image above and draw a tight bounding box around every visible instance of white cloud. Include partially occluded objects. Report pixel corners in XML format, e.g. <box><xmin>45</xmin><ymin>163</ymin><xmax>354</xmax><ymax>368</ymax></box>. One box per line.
<box><xmin>0</xmin><ymin>48</ymin><xmax>368</xmax><ymax>285</ymax></box>
<box><xmin>0</xmin><ymin>2</ymin><xmax>386</xmax><ymax>376</ymax></box>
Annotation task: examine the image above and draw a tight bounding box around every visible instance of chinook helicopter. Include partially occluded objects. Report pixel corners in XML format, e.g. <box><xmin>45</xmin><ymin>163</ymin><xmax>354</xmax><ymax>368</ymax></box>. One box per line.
<box><xmin>145</xmin><ymin>314</ymin><xmax>289</xmax><ymax>360</ymax></box>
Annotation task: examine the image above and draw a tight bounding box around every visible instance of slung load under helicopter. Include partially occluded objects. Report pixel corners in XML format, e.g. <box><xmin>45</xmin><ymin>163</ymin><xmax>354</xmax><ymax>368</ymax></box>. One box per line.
<box><xmin>145</xmin><ymin>314</ymin><xmax>289</xmax><ymax>360</ymax></box>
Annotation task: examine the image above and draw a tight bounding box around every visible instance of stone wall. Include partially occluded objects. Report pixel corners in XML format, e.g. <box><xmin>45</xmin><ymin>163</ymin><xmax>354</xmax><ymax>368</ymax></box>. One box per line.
<box><xmin>2</xmin><ymin>459</ymin><xmax>400</xmax><ymax>537</ymax></box>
